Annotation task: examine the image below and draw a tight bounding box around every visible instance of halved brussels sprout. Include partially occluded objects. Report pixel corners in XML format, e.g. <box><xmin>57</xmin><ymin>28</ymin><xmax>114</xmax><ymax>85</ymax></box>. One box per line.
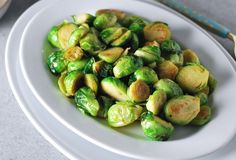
<box><xmin>121</xmin><ymin>15</ymin><xmax>140</xmax><ymax>27</ymax></box>
<box><xmin>58</xmin><ymin>71</ymin><xmax>67</xmax><ymax>96</ymax></box>
<box><xmin>101</xmin><ymin>77</ymin><xmax>129</xmax><ymax>101</ymax></box>
<box><xmin>75</xmin><ymin>87</ymin><xmax>100</xmax><ymax>116</ymax></box>
<box><xmin>84</xmin><ymin>74</ymin><xmax>98</xmax><ymax>94</ymax></box>
<box><xmin>92</xmin><ymin>60</ymin><xmax>113</xmax><ymax>78</ymax></box>
<box><xmin>111</xmin><ymin>30</ymin><xmax>132</xmax><ymax>47</ymax></box>
<box><xmin>195</xmin><ymin>92</ymin><xmax>208</xmax><ymax>105</ymax></box>
<box><xmin>160</xmin><ymin>39</ymin><xmax>181</xmax><ymax>54</ymax></box>
<box><xmin>144</xmin><ymin>22</ymin><xmax>171</xmax><ymax>43</ymax></box>
<box><xmin>47</xmin><ymin>25</ymin><xmax>61</xmax><ymax>48</ymax></box>
<box><xmin>154</xmin><ymin>79</ymin><xmax>183</xmax><ymax>98</ymax></box>
<box><xmin>134</xmin><ymin>46</ymin><xmax>161</xmax><ymax>63</ymax></box>
<box><xmin>64</xmin><ymin>46</ymin><xmax>84</xmax><ymax>61</ymax></box>
<box><xmin>183</xmin><ymin>49</ymin><xmax>200</xmax><ymax>64</ymax></box>
<box><xmin>130</xmin><ymin>33</ymin><xmax>139</xmax><ymax>51</ymax></box>
<box><xmin>134</xmin><ymin>67</ymin><xmax>158</xmax><ymax>84</ymax></box>
<box><xmin>100</xmin><ymin>27</ymin><xmax>125</xmax><ymax>44</ymax></box>
<box><xmin>47</xmin><ymin>51</ymin><xmax>68</xmax><ymax>74</ymax></box>
<box><xmin>67</xmin><ymin>58</ymin><xmax>89</xmax><ymax>72</ymax></box>
<box><xmin>176</xmin><ymin>64</ymin><xmax>209</xmax><ymax>93</ymax></box>
<box><xmin>97</xmin><ymin>96</ymin><xmax>114</xmax><ymax>118</ymax></box>
<box><xmin>129</xmin><ymin>18</ymin><xmax>146</xmax><ymax>36</ymax></box>
<box><xmin>93</xmin><ymin>13</ymin><xmax>117</xmax><ymax>30</ymax></box>
<box><xmin>191</xmin><ymin>105</ymin><xmax>211</xmax><ymax>126</ymax></box>
<box><xmin>169</xmin><ymin>53</ymin><xmax>184</xmax><ymax>67</ymax></box>
<box><xmin>144</xmin><ymin>41</ymin><xmax>160</xmax><ymax>47</ymax></box>
<box><xmin>72</xmin><ymin>13</ymin><xmax>95</xmax><ymax>25</ymax></box>
<box><xmin>108</xmin><ymin>102</ymin><xmax>143</xmax><ymax>127</ymax></box>
<box><xmin>127</xmin><ymin>80</ymin><xmax>150</xmax><ymax>102</ymax></box>
<box><xmin>98</xmin><ymin>47</ymin><xmax>124</xmax><ymax>63</ymax></box>
<box><xmin>64</xmin><ymin>71</ymin><xmax>84</xmax><ymax>96</ymax></box>
<box><xmin>164</xmin><ymin>95</ymin><xmax>200</xmax><ymax>125</ymax></box>
<box><xmin>157</xmin><ymin>60</ymin><xmax>178</xmax><ymax>80</ymax></box>
<box><xmin>68</xmin><ymin>24</ymin><xmax>90</xmax><ymax>48</ymax></box>
<box><xmin>141</xmin><ymin>112</ymin><xmax>174</xmax><ymax>141</ymax></box>
<box><xmin>208</xmin><ymin>73</ymin><xmax>217</xmax><ymax>94</ymax></box>
<box><xmin>83</xmin><ymin>57</ymin><xmax>95</xmax><ymax>74</ymax></box>
<box><xmin>113</xmin><ymin>56</ymin><xmax>143</xmax><ymax>78</ymax></box>
<box><xmin>146</xmin><ymin>89</ymin><xmax>167</xmax><ymax>115</ymax></box>
<box><xmin>58</xmin><ymin>23</ymin><xmax>77</xmax><ymax>49</ymax></box>
<box><xmin>96</xmin><ymin>9</ymin><xmax>126</xmax><ymax>21</ymax></box>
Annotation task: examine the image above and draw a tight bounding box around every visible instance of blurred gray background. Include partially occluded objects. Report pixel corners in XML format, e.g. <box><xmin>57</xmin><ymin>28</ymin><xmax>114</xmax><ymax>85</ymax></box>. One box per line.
<box><xmin>0</xmin><ymin>0</ymin><xmax>235</xmax><ymax>159</ymax></box>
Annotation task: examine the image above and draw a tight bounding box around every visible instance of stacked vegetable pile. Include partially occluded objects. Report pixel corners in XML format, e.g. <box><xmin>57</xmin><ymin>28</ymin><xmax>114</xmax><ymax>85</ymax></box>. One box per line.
<box><xmin>46</xmin><ymin>9</ymin><xmax>217</xmax><ymax>141</ymax></box>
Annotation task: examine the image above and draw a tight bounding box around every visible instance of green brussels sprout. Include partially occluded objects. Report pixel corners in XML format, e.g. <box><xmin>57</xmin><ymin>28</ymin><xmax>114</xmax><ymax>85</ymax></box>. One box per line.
<box><xmin>64</xmin><ymin>46</ymin><xmax>84</xmax><ymax>61</ymax></box>
<box><xmin>98</xmin><ymin>47</ymin><xmax>124</xmax><ymax>63</ymax></box>
<box><xmin>141</xmin><ymin>112</ymin><xmax>174</xmax><ymax>141</ymax></box>
<box><xmin>134</xmin><ymin>67</ymin><xmax>158</xmax><ymax>84</ymax></box>
<box><xmin>200</xmin><ymin>86</ymin><xmax>210</xmax><ymax>95</ymax></box>
<box><xmin>75</xmin><ymin>87</ymin><xmax>100</xmax><ymax>116</ymax></box>
<box><xmin>96</xmin><ymin>9</ymin><xmax>126</xmax><ymax>21</ymax></box>
<box><xmin>144</xmin><ymin>41</ymin><xmax>160</xmax><ymax>47</ymax></box>
<box><xmin>100</xmin><ymin>27</ymin><xmax>125</xmax><ymax>44</ymax></box>
<box><xmin>64</xmin><ymin>71</ymin><xmax>84</xmax><ymax>96</ymax></box>
<box><xmin>164</xmin><ymin>95</ymin><xmax>200</xmax><ymax>125</ymax></box>
<box><xmin>83</xmin><ymin>57</ymin><xmax>95</xmax><ymax>73</ymax></box>
<box><xmin>97</xmin><ymin>96</ymin><xmax>114</xmax><ymax>118</ymax></box>
<box><xmin>101</xmin><ymin>77</ymin><xmax>129</xmax><ymax>101</ymax></box>
<box><xmin>129</xmin><ymin>18</ymin><xmax>146</xmax><ymax>36</ymax></box>
<box><xmin>127</xmin><ymin>80</ymin><xmax>150</xmax><ymax>102</ymax></box>
<box><xmin>183</xmin><ymin>49</ymin><xmax>200</xmax><ymax>65</ymax></box>
<box><xmin>154</xmin><ymin>79</ymin><xmax>183</xmax><ymax>98</ymax></box>
<box><xmin>191</xmin><ymin>105</ymin><xmax>211</xmax><ymax>126</ymax></box>
<box><xmin>84</xmin><ymin>74</ymin><xmax>98</xmax><ymax>94</ymax></box>
<box><xmin>67</xmin><ymin>58</ymin><xmax>89</xmax><ymax>72</ymax></box>
<box><xmin>148</xmin><ymin>62</ymin><xmax>157</xmax><ymax>69</ymax></box>
<box><xmin>208</xmin><ymin>73</ymin><xmax>217</xmax><ymax>94</ymax></box>
<box><xmin>176</xmin><ymin>64</ymin><xmax>209</xmax><ymax>93</ymax></box>
<box><xmin>47</xmin><ymin>25</ymin><xmax>61</xmax><ymax>48</ymax></box>
<box><xmin>93</xmin><ymin>13</ymin><xmax>117</xmax><ymax>30</ymax></box>
<box><xmin>160</xmin><ymin>39</ymin><xmax>181</xmax><ymax>54</ymax></box>
<box><xmin>108</xmin><ymin>102</ymin><xmax>143</xmax><ymax>127</ymax></box>
<box><xmin>72</xmin><ymin>13</ymin><xmax>95</xmax><ymax>25</ymax></box>
<box><xmin>68</xmin><ymin>24</ymin><xmax>90</xmax><ymax>48</ymax></box>
<box><xmin>121</xmin><ymin>15</ymin><xmax>140</xmax><ymax>27</ymax></box>
<box><xmin>169</xmin><ymin>53</ymin><xmax>184</xmax><ymax>67</ymax></box>
<box><xmin>113</xmin><ymin>56</ymin><xmax>143</xmax><ymax>78</ymax></box>
<box><xmin>79</xmin><ymin>33</ymin><xmax>105</xmax><ymax>55</ymax></box>
<box><xmin>47</xmin><ymin>51</ymin><xmax>68</xmax><ymax>74</ymax></box>
<box><xmin>146</xmin><ymin>90</ymin><xmax>167</xmax><ymax>115</ymax></box>
<box><xmin>157</xmin><ymin>60</ymin><xmax>178</xmax><ymax>80</ymax></box>
<box><xmin>58</xmin><ymin>23</ymin><xmax>77</xmax><ymax>49</ymax></box>
<box><xmin>111</xmin><ymin>30</ymin><xmax>132</xmax><ymax>47</ymax></box>
<box><xmin>58</xmin><ymin>71</ymin><xmax>67</xmax><ymax>96</ymax></box>
<box><xmin>134</xmin><ymin>46</ymin><xmax>161</xmax><ymax>63</ymax></box>
<box><xmin>195</xmin><ymin>92</ymin><xmax>208</xmax><ymax>105</ymax></box>
<box><xmin>92</xmin><ymin>60</ymin><xmax>113</xmax><ymax>78</ymax></box>
<box><xmin>144</xmin><ymin>22</ymin><xmax>171</xmax><ymax>43</ymax></box>
<box><xmin>130</xmin><ymin>33</ymin><xmax>139</xmax><ymax>51</ymax></box>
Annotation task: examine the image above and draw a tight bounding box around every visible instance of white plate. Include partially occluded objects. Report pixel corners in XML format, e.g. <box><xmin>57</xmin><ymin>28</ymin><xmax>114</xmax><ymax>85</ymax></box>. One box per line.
<box><xmin>17</xmin><ymin>0</ymin><xmax>236</xmax><ymax>159</ymax></box>
<box><xmin>5</xmin><ymin>0</ymin><xmax>236</xmax><ymax>160</ymax></box>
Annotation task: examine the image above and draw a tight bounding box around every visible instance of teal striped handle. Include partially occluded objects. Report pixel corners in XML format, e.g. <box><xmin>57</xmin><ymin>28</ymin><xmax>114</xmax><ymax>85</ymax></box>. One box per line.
<box><xmin>158</xmin><ymin>0</ymin><xmax>230</xmax><ymax>38</ymax></box>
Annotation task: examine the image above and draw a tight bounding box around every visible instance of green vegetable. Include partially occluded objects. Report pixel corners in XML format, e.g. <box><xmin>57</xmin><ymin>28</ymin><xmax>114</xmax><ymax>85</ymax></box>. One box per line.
<box><xmin>58</xmin><ymin>71</ymin><xmax>67</xmax><ymax>96</ymax></box>
<box><xmin>208</xmin><ymin>73</ymin><xmax>217</xmax><ymax>94</ymax></box>
<box><xmin>121</xmin><ymin>15</ymin><xmax>140</xmax><ymax>27</ymax></box>
<box><xmin>67</xmin><ymin>58</ymin><xmax>89</xmax><ymax>72</ymax></box>
<box><xmin>100</xmin><ymin>27</ymin><xmax>125</xmax><ymax>44</ymax></box>
<box><xmin>129</xmin><ymin>18</ymin><xmax>146</xmax><ymax>36</ymax></box>
<box><xmin>92</xmin><ymin>61</ymin><xmax>113</xmax><ymax>78</ymax></box>
<box><xmin>93</xmin><ymin>13</ymin><xmax>117</xmax><ymax>30</ymax></box>
<box><xmin>47</xmin><ymin>25</ymin><xmax>61</xmax><ymax>48</ymax></box>
<box><xmin>58</xmin><ymin>23</ymin><xmax>77</xmax><ymax>49</ymax></box>
<box><xmin>191</xmin><ymin>105</ymin><xmax>211</xmax><ymax>126</ymax></box>
<box><xmin>130</xmin><ymin>33</ymin><xmax>139</xmax><ymax>51</ymax></box>
<box><xmin>183</xmin><ymin>49</ymin><xmax>200</xmax><ymax>64</ymax></box>
<box><xmin>127</xmin><ymin>80</ymin><xmax>150</xmax><ymax>102</ymax></box>
<box><xmin>47</xmin><ymin>51</ymin><xmax>68</xmax><ymax>74</ymax></box>
<box><xmin>84</xmin><ymin>74</ymin><xmax>98</xmax><ymax>94</ymax></box>
<box><xmin>72</xmin><ymin>13</ymin><xmax>95</xmax><ymax>25</ymax></box>
<box><xmin>97</xmin><ymin>96</ymin><xmax>114</xmax><ymax>118</ymax></box>
<box><xmin>98</xmin><ymin>47</ymin><xmax>124</xmax><ymax>63</ymax></box>
<box><xmin>64</xmin><ymin>71</ymin><xmax>84</xmax><ymax>96</ymax></box>
<box><xmin>134</xmin><ymin>67</ymin><xmax>158</xmax><ymax>84</ymax></box>
<box><xmin>169</xmin><ymin>53</ymin><xmax>184</xmax><ymax>67</ymax></box>
<box><xmin>96</xmin><ymin>9</ymin><xmax>126</xmax><ymax>21</ymax></box>
<box><xmin>64</xmin><ymin>46</ymin><xmax>84</xmax><ymax>61</ymax></box>
<box><xmin>111</xmin><ymin>30</ymin><xmax>132</xmax><ymax>47</ymax></box>
<box><xmin>157</xmin><ymin>60</ymin><xmax>178</xmax><ymax>80</ymax></box>
<box><xmin>134</xmin><ymin>46</ymin><xmax>161</xmax><ymax>63</ymax></box>
<box><xmin>160</xmin><ymin>39</ymin><xmax>181</xmax><ymax>54</ymax></box>
<box><xmin>195</xmin><ymin>92</ymin><xmax>208</xmax><ymax>105</ymax></box>
<box><xmin>83</xmin><ymin>57</ymin><xmax>95</xmax><ymax>73</ymax></box>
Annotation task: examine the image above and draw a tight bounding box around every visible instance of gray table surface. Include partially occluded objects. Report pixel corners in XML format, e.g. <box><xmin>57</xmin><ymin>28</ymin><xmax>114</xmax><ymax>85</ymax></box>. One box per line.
<box><xmin>0</xmin><ymin>0</ymin><xmax>235</xmax><ymax>160</ymax></box>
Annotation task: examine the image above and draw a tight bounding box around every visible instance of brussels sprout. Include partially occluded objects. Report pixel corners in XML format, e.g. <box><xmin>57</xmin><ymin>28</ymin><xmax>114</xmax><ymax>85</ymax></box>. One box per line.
<box><xmin>64</xmin><ymin>46</ymin><xmax>84</xmax><ymax>61</ymax></box>
<box><xmin>141</xmin><ymin>112</ymin><xmax>174</xmax><ymax>141</ymax></box>
<box><xmin>67</xmin><ymin>58</ymin><xmax>89</xmax><ymax>72</ymax></box>
<box><xmin>191</xmin><ymin>105</ymin><xmax>211</xmax><ymax>126</ymax></box>
<box><xmin>72</xmin><ymin>13</ymin><xmax>95</xmax><ymax>25</ymax></box>
<box><xmin>101</xmin><ymin>77</ymin><xmax>129</xmax><ymax>101</ymax></box>
<box><xmin>122</xmin><ymin>47</ymin><xmax>131</xmax><ymax>56</ymax></box>
<box><xmin>176</xmin><ymin>64</ymin><xmax>209</xmax><ymax>93</ymax></box>
<box><xmin>164</xmin><ymin>95</ymin><xmax>200</xmax><ymax>125</ymax></box>
<box><xmin>75</xmin><ymin>87</ymin><xmax>100</xmax><ymax>116</ymax></box>
<box><xmin>130</xmin><ymin>33</ymin><xmax>139</xmax><ymax>51</ymax></box>
<box><xmin>154</xmin><ymin>79</ymin><xmax>183</xmax><ymax>98</ymax></box>
<box><xmin>58</xmin><ymin>23</ymin><xmax>77</xmax><ymax>49</ymax></box>
<box><xmin>113</xmin><ymin>56</ymin><xmax>143</xmax><ymax>78</ymax></box>
<box><xmin>169</xmin><ymin>53</ymin><xmax>184</xmax><ymax>67</ymax></box>
<box><xmin>92</xmin><ymin>60</ymin><xmax>113</xmax><ymax>78</ymax></box>
<box><xmin>58</xmin><ymin>71</ymin><xmax>67</xmax><ymax>96</ymax></box>
<box><xmin>83</xmin><ymin>57</ymin><xmax>95</xmax><ymax>73</ymax></box>
<box><xmin>97</xmin><ymin>96</ymin><xmax>114</xmax><ymax>118</ymax></box>
<box><xmin>195</xmin><ymin>92</ymin><xmax>208</xmax><ymax>105</ymax></box>
<box><xmin>160</xmin><ymin>39</ymin><xmax>181</xmax><ymax>54</ymax></box>
<box><xmin>98</xmin><ymin>47</ymin><xmax>124</xmax><ymax>63</ymax></box>
<box><xmin>134</xmin><ymin>46</ymin><xmax>161</xmax><ymax>63</ymax></box>
<box><xmin>111</xmin><ymin>30</ymin><xmax>132</xmax><ymax>47</ymax></box>
<box><xmin>121</xmin><ymin>15</ymin><xmax>140</xmax><ymax>27</ymax></box>
<box><xmin>208</xmin><ymin>73</ymin><xmax>217</xmax><ymax>94</ymax></box>
<box><xmin>146</xmin><ymin>90</ymin><xmax>167</xmax><ymax>115</ymax></box>
<box><xmin>68</xmin><ymin>24</ymin><xmax>90</xmax><ymax>48</ymax></box>
<box><xmin>64</xmin><ymin>71</ymin><xmax>84</xmax><ymax>96</ymax></box>
<box><xmin>183</xmin><ymin>49</ymin><xmax>200</xmax><ymax>64</ymax></box>
<box><xmin>144</xmin><ymin>41</ymin><xmax>160</xmax><ymax>47</ymax></box>
<box><xmin>148</xmin><ymin>62</ymin><xmax>157</xmax><ymax>69</ymax></box>
<box><xmin>47</xmin><ymin>51</ymin><xmax>68</xmax><ymax>74</ymax></box>
<box><xmin>108</xmin><ymin>102</ymin><xmax>143</xmax><ymax>127</ymax></box>
<box><xmin>127</xmin><ymin>80</ymin><xmax>150</xmax><ymax>102</ymax></box>
<box><xmin>157</xmin><ymin>60</ymin><xmax>178</xmax><ymax>80</ymax></box>
<box><xmin>144</xmin><ymin>22</ymin><xmax>171</xmax><ymax>43</ymax></box>
<box><xmin>47</xmin><ymin>25</ymin><xmax>61</xmax><ymax>48</ymax></box>
<box><xmin>129</xmin><ymin>18</ymin><xmax>146</xmax><ymax>36</ymax></box>
<box><xmin>100</xmin><ymin>27</ymin><xmax>125</xmax><ymax>44</ymax></box>
<box><xmin>134</xmin><ymin>67</ymin><xmax>158</xmax><ymax>84</ymax></box>
<box><xmin>200</xmin><ymin>86</ymin><xmax>210</xmax><ymax>95</ymax></box>
<box><xmin>79</xmin><ymin>33</ymin><xmax>105</xmax><ymax>55</ymax></box>
<box><xmin>96</xmin><ymin>9</ymin><xmax>126</xmax><ymax>21</ymax></box>
<box><xmin>84</xmin><ymin>74</ymin><xmax>98</xmax><ymax>94</ymax></box>
<box><xmin>93</xmin><ymin>13</ymin><xmax>117</xmax><ymax>30</ymax></box>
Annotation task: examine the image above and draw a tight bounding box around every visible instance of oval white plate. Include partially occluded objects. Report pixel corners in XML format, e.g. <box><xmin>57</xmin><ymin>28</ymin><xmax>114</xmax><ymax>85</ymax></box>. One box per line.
<box><xmin>19</xmin><ymin>0</ymin><xmax>236</xmax><ymax>159</ymax></box>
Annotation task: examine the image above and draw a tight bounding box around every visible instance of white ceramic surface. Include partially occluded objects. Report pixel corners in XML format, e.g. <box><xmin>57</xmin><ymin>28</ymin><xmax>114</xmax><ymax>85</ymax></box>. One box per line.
<box><xmin>18</xmin><ymin>0</ymin><xmax>236</xmax><ymax>159</ymax></box>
